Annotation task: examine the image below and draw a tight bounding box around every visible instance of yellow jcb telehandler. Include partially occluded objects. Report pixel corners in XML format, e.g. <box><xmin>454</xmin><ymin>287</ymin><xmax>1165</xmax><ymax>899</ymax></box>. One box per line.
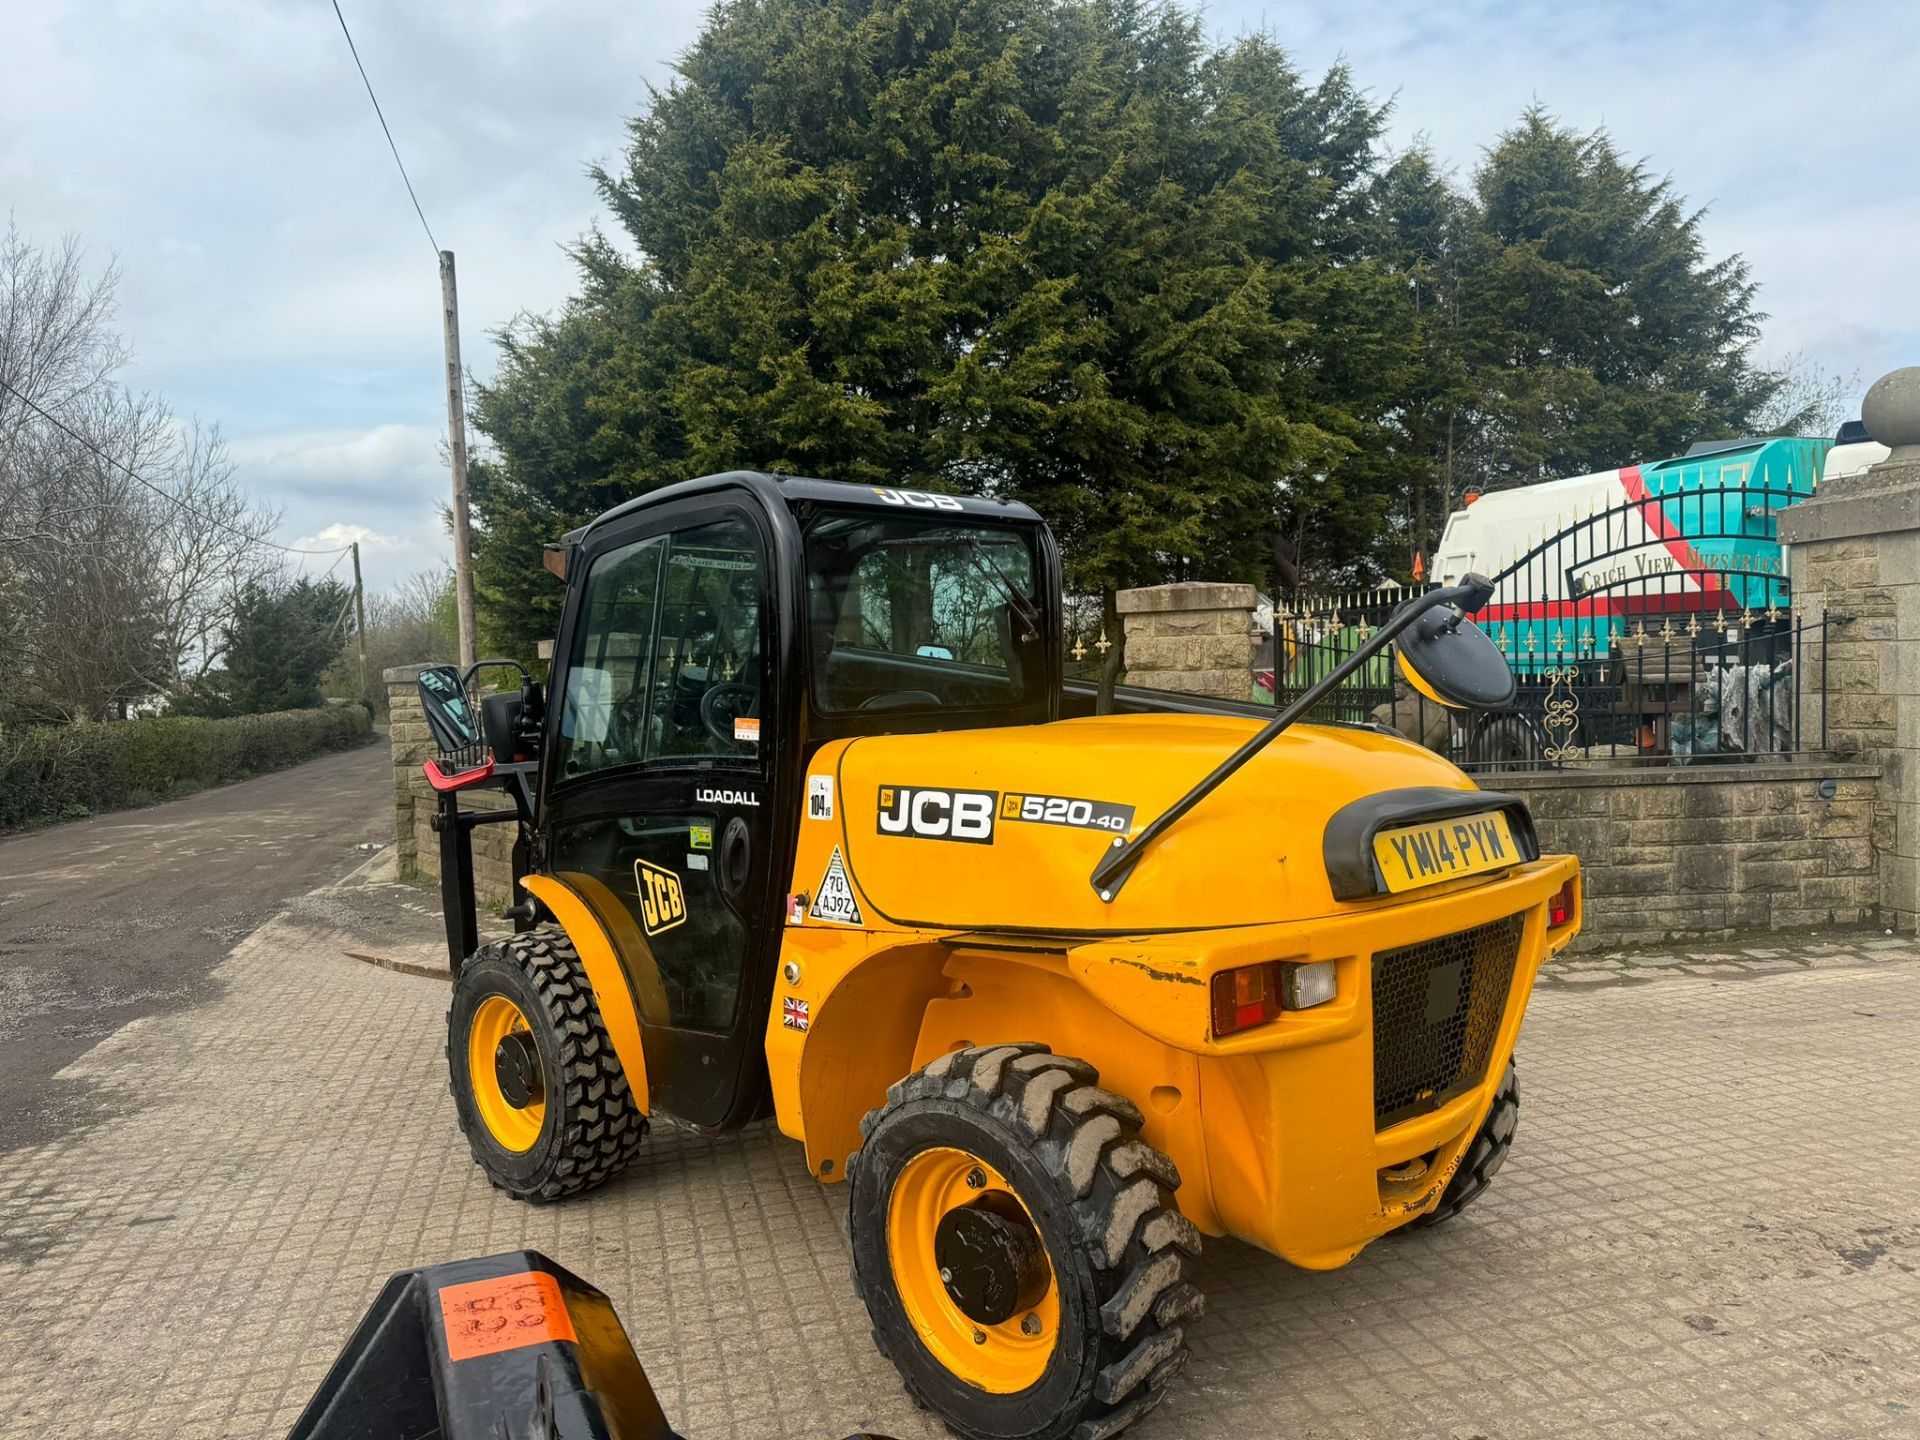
<box><xmin>414</xmin><ymin>472</ymin><xmax>1581</xmax><ymax>1440</ymax></box>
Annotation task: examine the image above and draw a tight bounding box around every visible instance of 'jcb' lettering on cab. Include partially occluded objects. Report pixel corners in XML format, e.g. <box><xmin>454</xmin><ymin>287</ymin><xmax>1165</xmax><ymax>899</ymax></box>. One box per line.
<box><xmin>875</xmin><ymin>785</ymin><xmax>998</xmax><ymax>844</ymax></box>
<box><xmin>634</xmin><ymin>859</ymin><xmax>686</xmax><ymax>935</ymax></box>
<box><xmin>871</xmin><ymin>487</ymin><xmax>964</xmax><ymax>512</ymax></box>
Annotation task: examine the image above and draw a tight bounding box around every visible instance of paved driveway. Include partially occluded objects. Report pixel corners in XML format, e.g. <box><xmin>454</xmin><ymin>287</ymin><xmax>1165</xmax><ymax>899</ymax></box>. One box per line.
<box><xmin>0</xmin><ymin>898</ymin><xmax>1915</xmax><ymax>1438</ymax></box>
<box><xmin>0</xmin><ymin>742</ymin><xmax>389</xmax><ymax>1153</ymax></box>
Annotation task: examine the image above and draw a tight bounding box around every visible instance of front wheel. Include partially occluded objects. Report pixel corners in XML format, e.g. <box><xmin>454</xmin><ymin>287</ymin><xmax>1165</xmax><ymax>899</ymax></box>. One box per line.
<box><xmin>848</xmin><ymin>1044</ymin><xmax>1201</xmax><ymax>1440</ymax></box>
<box><xmin>447</xmin><ymin>928</ymin><xmax>646</xmax><ymax>1202</ymax></box>
<box><xmin>1405</xmin><ymin>1058</ymin><xmax>1518</xmax><ymax>1230</ymax></box>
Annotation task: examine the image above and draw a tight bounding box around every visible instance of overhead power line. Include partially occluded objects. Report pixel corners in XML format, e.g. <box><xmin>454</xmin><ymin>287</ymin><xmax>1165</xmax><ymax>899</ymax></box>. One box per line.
<box><xmin>329</xmin><ymin>0</ymin><xmax>441</xmax><ymax>258</ymax></box>
<box><xmin>0</xmin><ymin>377</ymin><xmax>353</xmax><ymax>557</ymax></box>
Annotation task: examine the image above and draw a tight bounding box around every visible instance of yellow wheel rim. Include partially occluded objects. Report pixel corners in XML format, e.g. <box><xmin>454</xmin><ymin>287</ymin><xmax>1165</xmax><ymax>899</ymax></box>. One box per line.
<box><xmin>886</xmin><ymin>1147</ymin><xmax>1060</xmax><ymax>1394</ymax></box>
<box><xmin>467</xmin><ymin>995</ymin><xmax>546</xmax><ymax>1153</ymax></box>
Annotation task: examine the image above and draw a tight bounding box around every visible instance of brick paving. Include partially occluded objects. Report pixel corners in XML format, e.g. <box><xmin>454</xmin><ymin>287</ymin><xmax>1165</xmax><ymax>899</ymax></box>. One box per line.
<box><xmin>1</xmin><ymin>897</ymin><xmax>1917</xmax><ymax>1439</ymax></box>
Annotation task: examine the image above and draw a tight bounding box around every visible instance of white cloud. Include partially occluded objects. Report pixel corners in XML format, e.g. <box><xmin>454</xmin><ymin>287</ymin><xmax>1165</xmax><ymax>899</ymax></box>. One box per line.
<box><xmin>293</xmin><ymin>521</ymin><xmax>413</xmax><ymax>554</ymax></box>
<box><xmin>227</xmin><ymin>424</ymin><xmax>443</xmax><ymax>502</ymax></box>
<box><xmin>225</xmin><ymin>424</ymin><xmax>450</xmax><ymax>592</ymax></box>
<box><xmin>285</xmin><ymin>520</ymin><xmax>439</xmax><ymax>591</ymax></box>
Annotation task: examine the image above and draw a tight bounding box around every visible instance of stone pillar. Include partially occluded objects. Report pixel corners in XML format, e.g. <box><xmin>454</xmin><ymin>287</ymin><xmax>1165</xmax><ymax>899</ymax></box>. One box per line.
<box><xmin>1781</xmin><ymin>366</ymin><xmax>1920</xmax><ymax>930</ymax></box>
<box><xmin>384</xmin><ymin>663</ymin><xmax>435</xmax><ymax>882</ymax></box>
<box><xmin>1117</xmin><ymin>582</ymin><xmax>1258</xmax><ymax>701</ymax></box>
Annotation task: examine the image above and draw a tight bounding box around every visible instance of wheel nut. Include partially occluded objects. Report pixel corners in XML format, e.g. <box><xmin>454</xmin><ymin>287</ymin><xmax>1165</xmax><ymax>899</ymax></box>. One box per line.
<box><xmin>965</xmin><ymin>1167</ymin><xmax>986</xmax><ymax>1189</ymax></box>
<box><xmin>1021</xmin><ymin>1313</ymin><xmax>1041</xmax><ymax>1336</ymax></box>
<box><xmin>940</xmin><ymin>1267</ymin><xmax>953</xmax><ymax>1284</ymax></box>
<box><xmin>972</xmin><ymin>1330</ymin><xmax>986</xmax><ymax>1345</ymax></box>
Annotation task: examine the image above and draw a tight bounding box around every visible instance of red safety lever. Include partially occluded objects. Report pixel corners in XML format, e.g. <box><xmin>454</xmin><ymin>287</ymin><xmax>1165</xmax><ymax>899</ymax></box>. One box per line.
<box><xmin>423</xmin><ymin>756</ymin><xmax>495</xmax><ymax>792</ymax></box>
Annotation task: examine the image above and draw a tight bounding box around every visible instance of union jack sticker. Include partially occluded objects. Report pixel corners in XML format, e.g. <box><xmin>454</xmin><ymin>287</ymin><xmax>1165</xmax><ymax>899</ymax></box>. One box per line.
<box><xmin>782</xmin><ymin>996</ymin><xmax>810</xmax><ymax>1032</ymax></box>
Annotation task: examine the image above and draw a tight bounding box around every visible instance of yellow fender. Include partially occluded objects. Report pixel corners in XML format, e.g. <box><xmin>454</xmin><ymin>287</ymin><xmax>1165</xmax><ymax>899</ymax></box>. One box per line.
<box><xmin>770</xmin><ymin>928</ymin><xmax>955</xmax><ymax>1181</ymax></box>
<box><xmin>519</xmin><ymin>872</ymin><xmax>661</xmax><ymax>1115</ymax></box>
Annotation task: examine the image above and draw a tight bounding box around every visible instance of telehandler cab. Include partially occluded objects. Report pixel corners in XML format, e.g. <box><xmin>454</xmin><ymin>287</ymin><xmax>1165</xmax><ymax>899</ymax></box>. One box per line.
<box><xmin>417</xmin><ymin>471</ymin><xmax>1582</xmax><ymax>1440</ymax></box>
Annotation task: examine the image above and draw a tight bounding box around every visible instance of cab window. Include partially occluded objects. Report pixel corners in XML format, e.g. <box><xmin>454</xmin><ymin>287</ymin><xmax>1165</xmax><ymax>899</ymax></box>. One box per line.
<box><xmin>554</xmin><ymin>516</ymin><xmax>763</xmax><ymax>781</ymax></box>
<box><xmin>804</xmin><ymin>509</ymin><xmax>1044</xmax><ymax>713</ymax></box>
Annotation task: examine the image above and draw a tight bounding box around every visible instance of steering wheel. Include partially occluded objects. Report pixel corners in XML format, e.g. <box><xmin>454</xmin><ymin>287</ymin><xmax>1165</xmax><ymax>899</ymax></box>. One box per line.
<box><xmin>860</xmin><ymin>690</ymin><xmax>943</xmax><ymax>711</ymax></box>
<box><xmin>700</xmin><ymin>682</ymin><xmax>760</xmax><ymax>746</ymax></box>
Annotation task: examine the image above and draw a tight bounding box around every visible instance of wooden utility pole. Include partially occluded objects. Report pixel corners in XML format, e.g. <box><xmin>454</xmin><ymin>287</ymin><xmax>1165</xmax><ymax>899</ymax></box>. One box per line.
<box><xmin>440</xmin><ymin>249</ymin><xmax>479</xmax><ymax>667</ymax></box>
<box><xmin>350</xmin><ymin>540</ymin><xmax>370</xmax><ymax>705</ymax></box>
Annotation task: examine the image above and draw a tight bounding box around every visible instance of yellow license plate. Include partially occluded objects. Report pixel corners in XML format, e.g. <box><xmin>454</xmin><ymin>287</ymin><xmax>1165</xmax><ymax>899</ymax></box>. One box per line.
<box><xmin>1372</xmin><ymin>812</ymin><xmax>1519</xmax><ymax>893</ymax></box>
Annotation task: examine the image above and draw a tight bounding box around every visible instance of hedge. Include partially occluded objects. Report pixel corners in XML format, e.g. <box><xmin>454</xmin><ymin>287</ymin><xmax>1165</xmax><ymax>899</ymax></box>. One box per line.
<box><xmin>0</xmin><ymin>704</ymin><xmax>374</xmax><ymax>831</ymax></box>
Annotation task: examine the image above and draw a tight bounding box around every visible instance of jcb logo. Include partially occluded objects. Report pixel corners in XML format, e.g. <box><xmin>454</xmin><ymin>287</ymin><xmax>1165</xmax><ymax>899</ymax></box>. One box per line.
<box><xmin>876</xmin><ymin>785</ymin><xmax>997</xmax><ymax>844</ymax></box>
<box><xmin>635</xmin><ymin>859</ymin><xmax>686</xmax><ymax>936</ymax></box>
<box><xmin>871</xmin><ymin>487</ymin><xmax>964</xmax><ymax>512</ymax></box>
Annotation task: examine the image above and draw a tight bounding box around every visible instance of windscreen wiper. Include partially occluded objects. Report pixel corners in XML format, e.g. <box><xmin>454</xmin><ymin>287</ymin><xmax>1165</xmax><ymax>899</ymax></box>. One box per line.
<box><xmin>963</xmin><ymin>536</ymin><xmax>1042</xmax><ymax>635</ymax></box>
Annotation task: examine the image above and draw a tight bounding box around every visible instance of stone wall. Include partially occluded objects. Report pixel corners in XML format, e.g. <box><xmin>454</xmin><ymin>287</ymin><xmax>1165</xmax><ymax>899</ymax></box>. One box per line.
<box><xmin>384</xmin><ymin>664</ymin><xmax>516</xmax><ymax>902</ymax></box>
<box><xmin>1780</xmin><ymin>375</ymin><xmax>1920</xmax><ymax>931</ymax></box>
<box><xmin>1503</xmin><ymin>763</ymin><xmax>1881</xmax><ymax>949</ymax></box>
<box><xmin>1118</xmin><ymin>582</ymin><xmax>1257</xmax><ymax>700</ymax></box>
<box><xmin>1104</xmin><ymin>580</ymin><xmax>1889</xmax><ymax>947</ymax></box>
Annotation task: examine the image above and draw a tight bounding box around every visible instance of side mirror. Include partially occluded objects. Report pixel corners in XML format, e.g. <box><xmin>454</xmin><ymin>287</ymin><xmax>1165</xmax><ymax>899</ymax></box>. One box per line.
<box><xmin>417</xmin><ymin>665</ymin><xmax>479</xmax><ymax>754</ymax></box>
<box><xmin>1393</xmin><ymin>584</ymin><xmax>1515</xmax><ymax>711</ymax></box>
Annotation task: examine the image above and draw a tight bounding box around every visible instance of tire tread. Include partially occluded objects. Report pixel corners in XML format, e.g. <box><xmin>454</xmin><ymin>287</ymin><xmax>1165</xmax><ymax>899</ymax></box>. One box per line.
<box><xmin>1405</xmin><ymin>1059</ymin><xmax>1518</xmax><ymax>1231</ymax></box>
<box><xmin>448</xmin><ymin>928</ymin><xmax>646</xmax><ymax>1203</ymax></box>
<box><xmin>849</xmin><ymin>1043</ymin><xmax>1200</xmax><ymax>1440</ymax></box>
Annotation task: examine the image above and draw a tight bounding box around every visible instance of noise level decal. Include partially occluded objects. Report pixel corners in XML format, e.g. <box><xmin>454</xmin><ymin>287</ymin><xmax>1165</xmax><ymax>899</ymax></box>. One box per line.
<box><xmin>811</xmin><ymin>846</ymin><xmax>863</xmax><ymax>926</ymax></box>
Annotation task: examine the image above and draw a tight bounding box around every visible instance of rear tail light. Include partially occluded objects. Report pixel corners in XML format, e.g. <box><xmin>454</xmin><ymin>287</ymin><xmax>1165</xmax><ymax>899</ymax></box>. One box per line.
<box><xmin>1210</xmin><ymin>960</ymin><xmax>1338</xmax><ymax>1037</ymax></box>
<box><xmin>1212</xmin><ymin>964</ymin><xmax>1279</xmax><ymax>1037</ymax></box>
<box><xmin>1548</xmin><ymin>879</ymin><xmax>1575</xmax><ymax>928</ymax></box>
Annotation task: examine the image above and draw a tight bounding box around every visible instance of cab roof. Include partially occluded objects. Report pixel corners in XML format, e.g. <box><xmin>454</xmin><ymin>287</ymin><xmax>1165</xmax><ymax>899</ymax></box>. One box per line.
<box><xmin>566</xmin><ymin>471</ymin><xmax>1042</xmax><ymax>549</ymax></box>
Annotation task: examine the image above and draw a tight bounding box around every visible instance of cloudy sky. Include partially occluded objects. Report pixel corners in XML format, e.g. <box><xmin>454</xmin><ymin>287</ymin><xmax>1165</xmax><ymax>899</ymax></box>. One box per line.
<box><xmin>3</xmin><ymin>0</ymin><xmax>1914</xmax><ymax>593</ymax></box>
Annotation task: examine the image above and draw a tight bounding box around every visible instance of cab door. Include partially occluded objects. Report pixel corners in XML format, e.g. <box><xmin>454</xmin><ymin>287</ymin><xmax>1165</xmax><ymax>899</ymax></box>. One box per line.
<box><xmin>538</xmin><ymin>496</ymin><xmax>782</xmax><ymax>1130</ymax></box>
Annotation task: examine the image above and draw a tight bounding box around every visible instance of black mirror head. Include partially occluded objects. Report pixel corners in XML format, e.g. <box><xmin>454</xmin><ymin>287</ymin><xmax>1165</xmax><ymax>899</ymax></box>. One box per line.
<box><xmin>1393</xmin><ymin>603</ymin><xmax>1516</xmax><ymax>711</ymax></box>
<box><xmin>416</xmin><ymin>665</ymin><xmax>478</xmax><ymax>753</ymax></box>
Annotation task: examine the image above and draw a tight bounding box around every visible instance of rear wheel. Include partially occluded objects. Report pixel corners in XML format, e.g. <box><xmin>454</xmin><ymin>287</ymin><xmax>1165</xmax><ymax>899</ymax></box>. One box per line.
<box><xmin>447</xmin><ymin>929</ymin><xmax>646</xmax><ymax>1202</ymax></box>
<box><xmin>1406</xmin><ymin>1059</ymin><xmax>1518</xmax><ymax>1230</ymax></box>
<box><xmin>848</xmin><ymin>1044</ymin><xmax>1201</xmax><ymax>1440</ymax></box>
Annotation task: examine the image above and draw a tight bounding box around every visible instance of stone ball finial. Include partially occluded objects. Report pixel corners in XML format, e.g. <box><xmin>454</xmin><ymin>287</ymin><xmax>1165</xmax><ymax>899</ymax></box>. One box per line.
<box><xmin>1862</xmin><ymin>366</ymin><xmax>1920</xmax><ymax>459</ymax></box>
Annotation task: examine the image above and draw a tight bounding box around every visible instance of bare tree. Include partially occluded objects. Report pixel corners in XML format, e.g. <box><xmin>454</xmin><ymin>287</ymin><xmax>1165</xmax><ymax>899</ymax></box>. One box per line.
<box><xmin>8</xmin><ymin>389</ymin><xmax>173</xmax><ymax>718</ymax></box>
<box><xmin>0</xmin><ymin>220</ymin><xmax>127</xmax><ymax>463</ymax></box>
<box><xmin>324</xmin><ymin>566</ymin><xmax>459</xmax><ymax>715</ymax></box>
<box><xmin>147</xmin><ymin>420</ymin><xmax>281</xmax><ymax>683</ymax></box>
<box><xmin>0</xmin><ymin>219</ymin><xmax>281</xmax><ymax>722</ymax></box>
<box><xmin>1753</xmin><ymin>351</ymin><xmax>1859</xmax><ymax>440</ymax></box>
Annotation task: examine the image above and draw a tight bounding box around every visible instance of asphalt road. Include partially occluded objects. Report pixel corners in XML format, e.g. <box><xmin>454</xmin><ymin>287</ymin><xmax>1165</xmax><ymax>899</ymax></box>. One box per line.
<box><xmin>0</xmin><ymin>741</ymin><xmax>390</xmax><ymax>1153</ymax></box>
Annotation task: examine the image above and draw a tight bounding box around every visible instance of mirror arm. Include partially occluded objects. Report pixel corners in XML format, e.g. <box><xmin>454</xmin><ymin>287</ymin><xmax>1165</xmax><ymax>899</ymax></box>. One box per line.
<box><xmin>1088</xmin><ymin>575</ymin><xmax>1494</xmax><ymax>901</ymax></box>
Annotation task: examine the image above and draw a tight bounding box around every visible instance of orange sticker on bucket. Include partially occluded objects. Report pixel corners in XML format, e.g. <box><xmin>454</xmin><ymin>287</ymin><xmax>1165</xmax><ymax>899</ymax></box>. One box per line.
<box><xmin>439</xmin><ymin>1271</ymin><xmax>577</xmax><ymax>1362</ymax></box>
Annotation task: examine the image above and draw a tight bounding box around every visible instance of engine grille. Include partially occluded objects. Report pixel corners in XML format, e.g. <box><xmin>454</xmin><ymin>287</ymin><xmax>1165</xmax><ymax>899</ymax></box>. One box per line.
<box><xmin>1371</xmin><ymin>914</ymin><xmax>1524</xmax><ymax>1130</ymax></box>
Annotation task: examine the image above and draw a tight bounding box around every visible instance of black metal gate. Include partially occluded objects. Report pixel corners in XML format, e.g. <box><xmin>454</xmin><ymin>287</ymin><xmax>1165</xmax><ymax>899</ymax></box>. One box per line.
<box><xmin>1268</xmin><ymin>469</ymin><xmax>1828</xmax><ymax>771</ymax></box>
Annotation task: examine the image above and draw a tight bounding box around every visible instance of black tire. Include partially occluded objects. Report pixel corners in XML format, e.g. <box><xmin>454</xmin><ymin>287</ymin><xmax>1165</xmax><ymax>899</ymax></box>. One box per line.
<box><xmin>447</xmin><ymin>928</ymin><xmax>646</xmax><ymax>1202</ymax></box>
<box><xmin>849</xmin><ymin>1044</ymin><xmax>1202</xmax><ymax>1440</ymax></box>
<box><xmin>1468</xmin><ymin>713</ymin><xmax>1546</xmax><ymax>770</ymax></box>
<box><xmin>1405</xmin><ymin>1059</ymin><xmax>1518</xmax><ymax>1230</ymax></box>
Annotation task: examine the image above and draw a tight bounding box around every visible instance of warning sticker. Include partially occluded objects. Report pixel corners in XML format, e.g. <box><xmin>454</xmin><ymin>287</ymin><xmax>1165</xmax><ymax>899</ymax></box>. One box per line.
<box><xmin>811</xmin><ymin>846</ymin><xmax>863</xmax><ymax>926</ymax></box>
<box><xmin>734</xmin><ymin>716</ymin><xmax>762</xmax><ymax>744</ymax></box>
<box><xmin>439</xmin><ymin>1271</ymin><xmax>577</xmax><ymax>1362</ymax></box>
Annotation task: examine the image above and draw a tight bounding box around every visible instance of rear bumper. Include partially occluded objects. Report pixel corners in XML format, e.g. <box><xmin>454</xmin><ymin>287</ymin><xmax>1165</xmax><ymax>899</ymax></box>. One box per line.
<box><xmin>1070</xmin><ymin>854</ymin><xmax>1580</xmax><ymax>1268</ymax></box>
